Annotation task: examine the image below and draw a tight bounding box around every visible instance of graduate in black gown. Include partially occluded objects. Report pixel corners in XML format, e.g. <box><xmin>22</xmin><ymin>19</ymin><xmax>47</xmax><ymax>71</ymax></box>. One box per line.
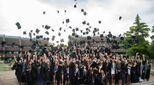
<box><xmin>131</xmin><ymin>61</ymin><xmax>139</xmax><ymax>83</ymax></box>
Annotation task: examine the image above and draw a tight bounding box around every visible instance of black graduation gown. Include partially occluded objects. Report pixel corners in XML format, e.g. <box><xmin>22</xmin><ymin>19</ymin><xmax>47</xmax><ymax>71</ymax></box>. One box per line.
<box><xmin>145</xmin><ymin>63</ymin><xmax>151</xmax><ymax>81</ymax></box>
<box><xmin>131</xmin><ymin>66</ymin><xmax>138</xmax><ymax>83</ymax></box>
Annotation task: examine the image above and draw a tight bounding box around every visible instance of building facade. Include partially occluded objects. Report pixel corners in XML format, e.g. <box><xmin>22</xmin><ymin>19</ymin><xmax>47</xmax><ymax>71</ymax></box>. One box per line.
<box><xmin>0</xmin><ymin>34</ymin><xmax>49</xmax><ymax>58</ymax></box>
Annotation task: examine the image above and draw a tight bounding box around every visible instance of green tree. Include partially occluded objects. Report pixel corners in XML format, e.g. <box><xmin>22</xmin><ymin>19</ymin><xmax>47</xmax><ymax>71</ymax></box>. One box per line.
<box><xmin>148</xmin><ymin>27</ymin><xmax>154</xmax><ymax>58</ymax></box>
<box><xmin>123</xmin><ymin>14</ymin><xmax>150</xmax><ymax>56</ymax></box>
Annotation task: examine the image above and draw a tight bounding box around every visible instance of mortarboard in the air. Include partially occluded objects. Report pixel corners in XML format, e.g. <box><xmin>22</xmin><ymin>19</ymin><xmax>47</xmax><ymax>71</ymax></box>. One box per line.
<box><xmin>83</xmin><ymin>12</ymin><xmax>87</xmax><ymax>16</ymax></box>
<box><xmin>16</xmin><ymin>22</ymin><xmax>21</xmax><ymax>29</ymax></box>
<box><xmin>87</xmin><ymin>23</ymin><xmax>90</xmax><ymax>26</ymax></box>
<box><xmin>103</xmin><ymin>31</ymin><xmax>105</xmax><ymax>33</ymax></box>
<box><xmin>75</xmin><ymin>35</ymin><xmax>79</xmax><ymax>38</ymax></box>
<box><xmin>97</xmin><ymin>32</ymin><xmax>100</xmax><ymax>35</ymax></box>
<box><xmin>43</xmin><ymin>11</ymin><xmax>46</xmax><ymax>14</ymax></box>
<box><xmin>83</xmin><ymin>32</ymin><xmax>85</xmax><ymax>35</ymax></box>
<box><xmin>30</xmin><ymin>30</ymin><xmax>33</xmax><ymax>33</ymax></box>
<box><xmin>119</xmin><ymin>16</ymin><xmax>122</xmax><ymax>20</ymax></box>
<box><xmin>52</xmin><ymin>29</ymin><xmax>54</xmax><ymax>32</ymax></box>
<box><xmin>58</xmin><ymin>32</ymin><xmax>61</xmax><ymax>36</ymax></box>
<box><xmin>66</xmin><ymin>19</ymin><xmax>70</xmax><ymax>23</ymax></box>
<box><xmin>60</xmin><ymin>39</ymin><xmax>64</xmax><ymax>42</ymax></box>
<box><xmin>81</xmin><ymin>9</ymin><xmax>84</xmax><ymax>12</ymax></box>
<box><xmin>120</xmin><ymin>37</ymin><xmax>124</xmax><ymax>40</ymax></box>
<box><xmin>76</xmin><ymin>28</ymin><xmax>79</xmax><ymax>31</ymax></box>
<box><xmin>74</xmin><ymin>4</ymin><xmax>77</xmax><ymax>8</ymax></box>
<box><xmin>86</xmin><ymin>31</ymin><xmax>89</xmax><ymax>34</ymax></box>
<box><xmin>80</xmin><ymin>30</ymin><xmax>83</xmax><ymax>33</ymax></box>
<box><xmin>45</xmin><ymin>25</ymin><xmax>50</xmax><ymax>30</ymax></box>
<box><xmin>45</xmin><ymin>31</ymin><xmax>49</xmax><ymax>35</ymax></box>
<box><xmin>72</xmin><ymin>33</ymin><xmax>76</xmax><ymax>36</ymax></box>
<box><xmin>42</xmin><ymin>25</ymin><xmax>44</xmax><ymax>28</ymax></box>
<box><xmin>72</xmin><ymin>29</ymin><xmax>75</xmax><ymax>32</ymax></box>
<box><xmin>23</xmin><ymin>31</ymin><xmax>26</xmax><ymax>35</ymax></box>
<box><xmin>87</xmin><ymin>36</ymin><xmax>91</xmax><ymax>40</ymax></box>
<box><xmin>56</xmin><ymin>41</ymin><xmax>59</xmax><ymax>43</ymax></box>
<box><xmin>64</xmin><ymin>10</ymin><xmax>66</xmax><ymax>13</ymax></box>
<box><xmin>69</xmin><ymin>26</ymin><xmax>72</xmax><ymax>29</ymax></box>
<box><xmin>47</xmin><ymin>37</ymin><xmax>50</xmax><ymax>41</ymax></box>
<box><xmin>82</xmin><ymin>21</ymin><xmax>86</xmax><ymax>25</ymax></box>
<box><xmin>35</xmin><ymin>29</ymin><xmax>40</xmax><ymax>34</ymax></box>
<box><xmin>62</xmin><ymin>21</ymin><xmax>64</xmax><ymax>24</ymax></box>
<box><xmin>33</xmin><ymin>33</ymin><xmax>35</xmax><ymax>36</ymax></box>
<box><xmin>57</xmin><ymin>10</ymin><xmax>59</xmax><ymax>13</ymax></box>
<box><xmin>98</xmin><ymin>20</ymin><xmax>101</xmax><ymax>24</ymax></box>
<box><xmin>59</xmin><ymin>27</ymin><xmax>62</xmax><ymax>31</ymax></box>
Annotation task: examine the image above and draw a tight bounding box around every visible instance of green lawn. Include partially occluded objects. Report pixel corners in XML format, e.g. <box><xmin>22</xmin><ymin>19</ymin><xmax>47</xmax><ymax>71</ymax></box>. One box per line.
<box><xmin>0</xmin><ymin>63</ymin><xmax>10</xmax><ymax>71</ymax></box>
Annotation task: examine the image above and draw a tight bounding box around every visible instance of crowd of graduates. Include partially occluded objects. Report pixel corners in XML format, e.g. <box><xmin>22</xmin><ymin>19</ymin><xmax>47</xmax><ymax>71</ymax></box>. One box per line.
<box><xmin>11</xmin><ymin>47</ymin><xmax>151</xmax><ymax>85</ymax></box>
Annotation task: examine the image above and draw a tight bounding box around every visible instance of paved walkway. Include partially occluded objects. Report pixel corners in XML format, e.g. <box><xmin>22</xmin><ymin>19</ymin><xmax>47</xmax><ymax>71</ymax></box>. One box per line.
<box><xmin>0</xmin><ymin>71</ymin><xmax>154</xmax><ymax>85</ymax></box>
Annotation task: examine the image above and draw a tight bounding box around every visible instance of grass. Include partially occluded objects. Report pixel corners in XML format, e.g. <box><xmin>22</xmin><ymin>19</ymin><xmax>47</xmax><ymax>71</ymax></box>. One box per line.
<box><xmin>0</xmin><ymin>63</ymin><xmax>10</xmax><ymax>71</ymax></box>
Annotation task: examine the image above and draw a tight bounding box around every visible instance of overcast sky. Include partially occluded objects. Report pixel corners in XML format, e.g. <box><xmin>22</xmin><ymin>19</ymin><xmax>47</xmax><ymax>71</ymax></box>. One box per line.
<box><xmin>0</xmin><ymin>0</ymin><xmax>154</xmax><ymax>44</ymax></box>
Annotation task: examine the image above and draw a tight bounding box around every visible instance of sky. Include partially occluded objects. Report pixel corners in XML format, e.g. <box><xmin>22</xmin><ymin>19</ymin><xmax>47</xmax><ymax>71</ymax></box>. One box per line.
<box><xmin>0</xmin><ymin>0</ymin><xmax>154</xmax><ymax>45</ymax></box>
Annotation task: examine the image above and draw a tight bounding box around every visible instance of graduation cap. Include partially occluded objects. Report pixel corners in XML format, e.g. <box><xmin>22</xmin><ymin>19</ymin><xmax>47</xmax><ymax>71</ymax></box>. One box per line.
<box><xmin>52</xmin><ymin>36</ymin><xmax>55</xmax><ymax>41</ymax></box>
<box><xmin>72</xmin><ymin>32</ymin><xmax>76</xmax><ymax>36</ymax></box>
<box><xmin>83</xmin><ymin>32</ymin><xmax>86</xmax><ymax>35</ymax></box>
<box><xmin>52</xmin><ymin>29</ymin><xmax>54</xmax><ymax>32</ymax></box>
<box><xmin>62</xmin><ymin>21</ymin><xmax>65</xmax><ymax>24</ymax></box>
<box><xmin>83</xmin><ymin>12</ymin><xmax>87</xmax><ymax>16</ymax></box>
<box><xmin>87</xmin><ymin>36</ymin><xmax>91</xmax><ymax>40</ymax></box>
<box><xmin>33</xmin><ymin>33</ymin><xmax>35</xmax><ymax>36</ymax></box>
<box><xmin>42</xmin><ymin>25</ymin><xmax>44</xmax><ymax>28</ymax></box>
<box><xmin>16</xmin><ymin>22</ymin><xmax>21</xmax><ymax>29</ymax></box>
<box><xmin>23</xmin><ymin>31</ymin><xmax>26</xmax><ymax>35</ymax></box>
<box><xmin>100</xmin><ymin>34</ymin><xmax>104</xmax><ymax>37</ymax></box>
<box><xmin>86</xmin><ymin>31</ymin><xmax>89</xmax><ymax>34</ymax></box>
<box><xmin>64</xmin><ymin>10</ymin><xmax>66</xmax><ymax>13</ymax></box>
<box><xmin>56</xmin><ymin>41</ymin><xmax>59</xmax><ymax>43</ymax></box>
<box><xmin>82</xmin><ymin>21</ymin><xmax>86</xmax><ymax>25</ymax></box>
<box><xmin>75</xmin><ymin>35</ymin><xmax>79</xmax><ymax>38</ymax></box>
<box><xmin>69</xmin><ymin>26</ymin><xmax>72</xmax><ymax>29</ymax></box>
<box><xmin>76</xmin><ymin>28</ymin><xmax>79</xmax><ymax>31</ymax></box>
<box><xmin>43</xmin><ymin>11</ymin><xmax>46</xmax><ymax>14</ymax></box>
<box><xmin>81</xmin><ymin>9</ymin><xmax>84</xmax><ymax>12</ymax></box>
<box><xmin>45</xmin><ymin>31</ymin><xmax>49</xmax><ymax>35</ymax></box>
<box><xmin>58</xmin><ymin>32</ymin><xmax>61</xmax><ymax>36</ymax></box>
<box><xmin>119</xmin><ymin>16</ymin><xmax>122</xmax><ymax>20</ymax></box>
<box><xmin>35</xmin><ymin>29</ymin><xmax>40</xmax><ymax>34</ymax></box>
<box><xmin>57</xmin><ymin>10</ymin><xmax>59</xmax><ymax>13</ymax></box>
<box><xmin>103</xmin><ymin>31</ymin><xmax>105</xmax><ymax>33</ymax></box>
<box><xmin>46</xmin><ymin>37</ymin><xmax>50</xmax><ymax>41</ymax></box>
<box><xmin>60</xmin><ymin>39</ymin><xmax>64</xmax><ymax>42</ymax></box>
<box><xmin>98</xmin><ymin>20</ymin><xmax>101</xmax><ymax>24</ymax></box>
<box><xmin>30</xmin><ymin>30</ymin><xmax>33</xmax><ymax>33</ymax></box>
<box><xmin>80</xmin><ymin>30</ymin><xmax>83</xmax><ymax>33</ymax></box>
<box><xmin>66</xmin><ymin>19</ymin><xmax>70</xmax><ymax>23</ymax></box>
<box><xmin>120</xmin><ymin>37</ymin><xmax>124</xmax><ymax>40</ymax></box>
<box><xmin>74</xmin><ymin>4</ymin><xmax>77</xmax><ymax>8</ymax></box>
<box><xmin>59</xmin><ymin>27</ymin><xmax>62</xmax><ymax>31</ymax></box>
<box><xmin>45</xmin><ymin>25</ymin><xmax>50</xmax><ymax>30</ymax></box>
<box><xmin>87</xmin><ymin>23</ymin><xmax>90</xmax><ymax>26</ymax></box>
<box><xmin>72</xmin><ymin>29</ymin><xmax>75</xmax><ymax>32</ymax></box>
<box><xmin>64</xmin><ymin>29</ymin><xmax>66</xmax><ymax>32</ymax></box>
<box><xmin>97</xmin><ymin>32</ymin><xmax>100</xmax><ymax>35</ymax></box>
